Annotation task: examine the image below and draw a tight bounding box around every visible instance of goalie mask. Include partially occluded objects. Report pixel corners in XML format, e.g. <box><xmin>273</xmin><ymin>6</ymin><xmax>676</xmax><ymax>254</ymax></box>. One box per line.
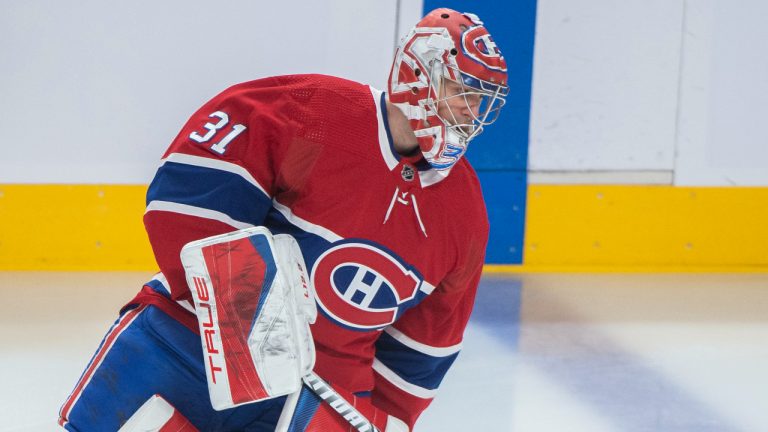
<box><xmin>388</xmin><ymin>8</ymin><xmax>509</xmax><ymax>172</ymax></box>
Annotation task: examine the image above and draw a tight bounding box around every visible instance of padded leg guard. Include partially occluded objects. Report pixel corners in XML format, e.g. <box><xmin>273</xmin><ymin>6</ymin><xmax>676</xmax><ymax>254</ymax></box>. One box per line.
<box><xmin>118</xmin><ymin>394</ymin><xmax>198</xmax><ymax>432</ymax></box>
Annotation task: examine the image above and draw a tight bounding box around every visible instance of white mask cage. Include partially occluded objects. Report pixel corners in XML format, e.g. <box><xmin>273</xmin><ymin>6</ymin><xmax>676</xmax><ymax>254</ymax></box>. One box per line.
<box><xmin>424</xmin><ymin>60</ymin><xmax>509</xmax><ymax>143</ymax></box>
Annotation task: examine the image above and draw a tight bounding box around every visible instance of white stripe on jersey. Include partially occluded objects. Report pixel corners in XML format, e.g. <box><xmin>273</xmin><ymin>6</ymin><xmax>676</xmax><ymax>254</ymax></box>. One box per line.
<box><xmin>372</xmin><ymin>358</ymin><xmax>436</xmax><ymax>399</ymax></box>
<box><xmin>161</xmin><ymin>153</ymin><xmax>271</xmax><ymax>198</ymax></box>
<box><xmin>384</xmin><ymin>326</ymin><xmax>462</xmax><ymax>357</ymax></box>
<box><xmin>145</xmin><ymin>201</ymin><xmax>254</xmax><ymax>230</ymax></box>
<box><xmin>417</xmin><ymin>169</ymin><xmax>446</xmax><ymax>188</ymax></box>
<box><xmin>151</xmin><ymin>272</ymin><xmax>169</xmax><ymax>287</ymax></box>
<box><xmin>419</xmin><ymin>280</ymin><xmax>436</xmax><ymax>295</ymax></box>
<box><xmin>272</xmin><ymin>200</ymin><xmax>442</xmax><ymax>301</ymax></box>
<box><xmin>272</xmin><ymin>200</ymin><xmax>343</xmax><ymax>243</ymax></box>
<box><xmin>149</xmin><ymin>272</ymin><xmax>194</xmax><ymax>313</ymax></box>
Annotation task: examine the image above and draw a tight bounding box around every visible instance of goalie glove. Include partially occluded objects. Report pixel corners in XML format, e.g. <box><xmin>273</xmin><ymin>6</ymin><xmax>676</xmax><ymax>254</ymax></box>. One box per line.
<box><xmin>180</xmin><ymin>227</ymin><xmax>317</xmax><ymax>410</ymax></box>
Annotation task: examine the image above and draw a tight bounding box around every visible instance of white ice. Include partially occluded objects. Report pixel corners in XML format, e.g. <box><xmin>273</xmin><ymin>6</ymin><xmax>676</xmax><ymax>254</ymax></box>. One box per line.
<box><xmin>1</xmin><ymin>272</ymin><xmax>767</xmax><ymax>431</ymax></box>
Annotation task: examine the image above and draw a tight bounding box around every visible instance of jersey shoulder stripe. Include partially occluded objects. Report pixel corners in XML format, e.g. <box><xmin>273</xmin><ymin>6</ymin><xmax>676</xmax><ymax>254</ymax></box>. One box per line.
<box><xmin>384</xmin><ymin>326</ymin><xmax>461</xmax><ymax>357</ymax></box>
<box><xmin>372</xmin><ymin>358</ymin><xmax>437</xmax><ymax>399</ymax></box>
<box><xmin>272</xmin><ymin>200</ymin><xmax>343</xmax><ymax>244</ymax></box>
<box><xmin>161</xmin><ymin>153</ymin><xmax>270</xmax><ymax>198</ymax></box>
<box><xmin>145</xmin><ymin>274</ymin><xmax>171</xmax><ymax>298</ymax></box>
<box><xmin>374</xmin><ymin>330</ymin><xmax>460</xmax><ymax>392</ymax></box>
<box><xmin>145</xmin><ymin>201</ymin><xmax>254</xmax><ymax>230</ymax></box>
<box><xmin>146</xmin><ymin>160</ymin><xmax>271</xmax><ymax>224</ymax></box>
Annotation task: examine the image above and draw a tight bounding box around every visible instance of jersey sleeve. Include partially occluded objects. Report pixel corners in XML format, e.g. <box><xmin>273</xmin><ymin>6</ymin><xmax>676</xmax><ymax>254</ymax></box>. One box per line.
<box><xmin>370</xmin><ymin>231</ymin><xmax>488</xmax><ymax>428</ymax></box>
<box><xmin>144</xmin><ymin>79</ymin><xmax>293</xmax><ymax>301</ymax></box>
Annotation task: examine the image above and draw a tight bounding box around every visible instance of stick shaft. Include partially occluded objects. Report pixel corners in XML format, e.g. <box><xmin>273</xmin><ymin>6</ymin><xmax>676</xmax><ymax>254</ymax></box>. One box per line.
<box><xmin>302</xmin><ymin>372</ymin><xmax>380</xmax><ymax>432</ymax></box>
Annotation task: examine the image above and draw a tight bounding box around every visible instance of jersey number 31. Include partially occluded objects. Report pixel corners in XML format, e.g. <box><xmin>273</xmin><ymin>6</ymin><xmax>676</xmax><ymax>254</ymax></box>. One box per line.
<box><xmin>189</xmin><ymin>111</ymin><xmax>246</xmax><ymax>155</ymax></box>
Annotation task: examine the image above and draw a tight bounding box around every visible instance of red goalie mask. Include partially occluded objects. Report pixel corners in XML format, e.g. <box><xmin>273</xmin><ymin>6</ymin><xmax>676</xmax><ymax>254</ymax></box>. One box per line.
<box><xmin>388</xmin><ymin>8</ymin><xmax>509</xmax><ymax>173</ymax></box>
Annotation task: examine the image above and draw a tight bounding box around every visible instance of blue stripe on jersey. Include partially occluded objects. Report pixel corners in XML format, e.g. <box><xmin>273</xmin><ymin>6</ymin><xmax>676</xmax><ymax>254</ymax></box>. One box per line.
<box><xmin>379</xmin><ymin>92</ymin><xmax>399</xmax><ymax>162</ymax></box>
<box><xmin>146</xmin><ymin>161</ymin><xmax>272</xmax><ymax>224</ymax></box>
<box><xmin>374</xmin><ymin>330</ymin><xmax>459</xmax><ymax>390</ymax></box>
<box><xmin>145</xmin><ymin>278</ymin><xmax>171</xmax><ymax>298</ymax></box>
<box><xmin>263</xmin><ymin>206</ymin><xmax>330</xmax><ymax>270</ymax></box>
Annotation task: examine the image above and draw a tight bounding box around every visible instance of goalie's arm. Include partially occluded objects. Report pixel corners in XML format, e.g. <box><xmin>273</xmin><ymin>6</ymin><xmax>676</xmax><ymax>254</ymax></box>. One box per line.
<box><xmin>372</xmin><ymin>246</ymin><xmax>485</xmax><ymax>427</ymax></box>
<box><xmin>144</xmin><ymin>87</ymin><xmax>289</xmax><ymax>300</ymax></box>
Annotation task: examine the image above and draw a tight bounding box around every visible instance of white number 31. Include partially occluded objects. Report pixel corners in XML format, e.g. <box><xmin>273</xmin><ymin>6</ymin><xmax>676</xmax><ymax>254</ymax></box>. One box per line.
<box><xmin>189</xmin><ymin>111</ymin><xmax>246</xmax><ymax>155</ymax></box>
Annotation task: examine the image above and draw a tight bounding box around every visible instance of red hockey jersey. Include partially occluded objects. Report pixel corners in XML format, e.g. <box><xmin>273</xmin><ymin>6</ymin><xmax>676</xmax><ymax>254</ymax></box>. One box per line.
<box><xmin>138</xmin><ymin>74</ymin><xmax>489</xmax><ymax>428</ymax></box>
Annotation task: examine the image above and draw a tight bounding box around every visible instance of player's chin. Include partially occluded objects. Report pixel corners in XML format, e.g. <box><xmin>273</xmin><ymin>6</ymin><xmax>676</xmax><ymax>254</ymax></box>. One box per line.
<box><xmin>440</xmin><ymin>117</ymin><xmax>471</xmax><ymax>129</ymax></box>
<box><xmin>450</xmin><ymin>124</ymin><xmax>474</xmax><ymax>136</ymax></box>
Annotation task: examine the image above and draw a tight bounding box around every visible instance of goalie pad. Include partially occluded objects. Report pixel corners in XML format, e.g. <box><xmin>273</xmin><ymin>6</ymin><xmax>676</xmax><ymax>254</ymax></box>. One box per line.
<box><xmin>118</xmin><ymin>394</ymin><xmax>198</xmax><ymax>432</ymax></box>
<box><xmin>180</xmin><ymin>227</ymin><xmax>316</xmax><ymax>411</ymax></box>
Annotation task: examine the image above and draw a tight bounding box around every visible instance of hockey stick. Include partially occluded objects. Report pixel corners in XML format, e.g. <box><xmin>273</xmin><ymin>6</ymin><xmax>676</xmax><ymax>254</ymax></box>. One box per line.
<box><xmin>302</xmin><ymin>372</ymin><xmax>380</xmax><ymax>432</ymax></box>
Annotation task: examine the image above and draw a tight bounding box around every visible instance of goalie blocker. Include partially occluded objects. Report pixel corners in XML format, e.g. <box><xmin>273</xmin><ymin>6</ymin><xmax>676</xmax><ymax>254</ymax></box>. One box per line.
<box><xmin>180</xmin><ymin>226</ymin><xmax>317</xmax><ymax>410</ymax></box>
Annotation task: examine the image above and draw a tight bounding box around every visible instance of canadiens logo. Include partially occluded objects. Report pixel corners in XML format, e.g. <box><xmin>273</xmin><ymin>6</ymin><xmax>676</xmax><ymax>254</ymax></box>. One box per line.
<box><xmin>461</xmin><ymin>26</ymin><xmax>507</xmax><ymax>72</ymax></box>
<box><xmin>311</xmin><ymin>241</ymin><xmax>425</xmax><ymax>330</ymax></box>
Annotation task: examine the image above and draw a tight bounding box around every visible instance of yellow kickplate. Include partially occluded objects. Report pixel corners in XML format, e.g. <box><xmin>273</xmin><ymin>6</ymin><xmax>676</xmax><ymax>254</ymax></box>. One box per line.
<box><xmin>522</xmin><ymin>185</ymin><xmax>768</xmax><ymax>269</ymax></box>
<box><xmin>0</xmin><ymin>185</ymin><xmax>155</xmax><ymax>271</ymax></box>
<box><xmin>2</xmin><ymin>184</ymin><xmax>767</xmax><ymax>271</ymax></box>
